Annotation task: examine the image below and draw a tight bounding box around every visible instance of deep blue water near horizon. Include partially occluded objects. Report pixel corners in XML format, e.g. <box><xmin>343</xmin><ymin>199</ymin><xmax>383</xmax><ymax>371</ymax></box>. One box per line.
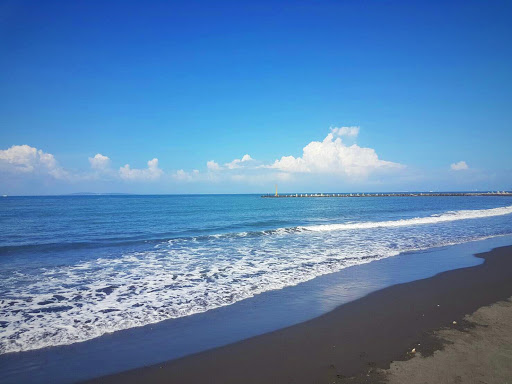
<box><xmin>1</xmin><ymin>195</ymin><xmax>512</xmax><ymax>383</ymax></box>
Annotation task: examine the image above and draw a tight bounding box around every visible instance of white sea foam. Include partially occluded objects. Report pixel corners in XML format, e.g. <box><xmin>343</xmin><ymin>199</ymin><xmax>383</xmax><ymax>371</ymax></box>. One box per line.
<box><xmin>1</xmin><ymin>205</ymin><xmax>511</xmax><ymax>354</ymax></box>
<box><xmin>302</xmin><ymin>205</ymin><xmax>512</xmax><ymax>232</ymax></box>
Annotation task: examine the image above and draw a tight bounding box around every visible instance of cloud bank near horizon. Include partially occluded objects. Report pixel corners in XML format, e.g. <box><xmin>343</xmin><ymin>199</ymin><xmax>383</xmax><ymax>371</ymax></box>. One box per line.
<box><xmin>1</xmin><ymin>127</ymin><xmax>497</xmax><ymax>193</ymax></box>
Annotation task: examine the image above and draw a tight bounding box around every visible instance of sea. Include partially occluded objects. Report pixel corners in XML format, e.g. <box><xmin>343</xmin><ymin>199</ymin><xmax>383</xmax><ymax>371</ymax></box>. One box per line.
<box><xmin>1</xmin><ymin>194</ymin><xmax>512</xmax><ymax>383</ymax></box>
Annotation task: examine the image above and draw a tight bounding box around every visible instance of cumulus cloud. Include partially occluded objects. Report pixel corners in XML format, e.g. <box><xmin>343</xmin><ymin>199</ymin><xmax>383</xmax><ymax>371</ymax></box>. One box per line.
<box><xmin>207</xmin><ymin>160</ymin><xmax>221</xmax><ymax>171</ymax></box>
<box><xmin>450</xmin><ymin>161</ymin><xmax>469</xmax><ymax>171</ymax></box>
<box><xmin>330</xmin><ymin>126</ymin><xmax>360</xmax><ymax>137</ymax></box>
<box><xmin>1</xmin><ymin>127</ymin><xmax>407</xmax><ymax>191</ymax></box>
<box><xmin>225</xmin><ymin>154</ymin><xmax>254</xmax><ymax>169</ymax></box>
<box><xmin>0</xmin><ymin>145</ymin><xmax>68</xmax><ymax>179</ymax></box>
<box><xmin>271</xmin><ymin>131</ymin><xmax>403</xmax><ymax>178</ymax></box>
<box><xmin>173</xmin><ymin>169</ymin><xmax>200</xmax><ymax>181</ymax></box>
<box><xmin>119</xmin><ymin>158</ymin><xmax>163</xmax><ymax>181</ymax></box>
<box><xmin>88</xmin><ymin>153</ymin><xmax>111</xmax><ymax>170</ymax></box>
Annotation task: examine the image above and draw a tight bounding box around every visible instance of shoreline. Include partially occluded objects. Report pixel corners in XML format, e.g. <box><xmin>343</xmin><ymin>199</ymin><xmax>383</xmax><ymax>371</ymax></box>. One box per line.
<box><xmin>86</xmin><ymin>245</ymin><xmax>512</xmax><ymax>384</ymax></box>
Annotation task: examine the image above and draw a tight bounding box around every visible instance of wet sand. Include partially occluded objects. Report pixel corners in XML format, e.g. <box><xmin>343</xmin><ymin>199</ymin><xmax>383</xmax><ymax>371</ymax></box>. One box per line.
<box><xmin>86</xmin><ymin>245</ymin><xmax>512</xmax><ymax>384</ymax></box>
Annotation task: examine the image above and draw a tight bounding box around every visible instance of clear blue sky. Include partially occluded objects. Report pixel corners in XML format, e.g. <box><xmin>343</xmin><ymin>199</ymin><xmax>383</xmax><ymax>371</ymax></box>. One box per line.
<box><xmin>1</xmin><ymin>0</ymin><xmax>511</xmax><ymax>194</ymax></box>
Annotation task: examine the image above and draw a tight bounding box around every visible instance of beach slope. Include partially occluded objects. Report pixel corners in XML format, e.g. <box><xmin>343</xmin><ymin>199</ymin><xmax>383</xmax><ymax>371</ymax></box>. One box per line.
<box><xmin>87</xmin><ymin>245</ymin><xmax>512</xmax><ymax>384</ymax></box>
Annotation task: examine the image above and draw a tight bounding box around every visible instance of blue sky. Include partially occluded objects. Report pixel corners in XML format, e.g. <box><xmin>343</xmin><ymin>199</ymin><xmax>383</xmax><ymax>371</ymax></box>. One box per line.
<box><xmin>1</xmin><ymin>0</ymin><xmax>511</xmax><ymax>194</ymax></box>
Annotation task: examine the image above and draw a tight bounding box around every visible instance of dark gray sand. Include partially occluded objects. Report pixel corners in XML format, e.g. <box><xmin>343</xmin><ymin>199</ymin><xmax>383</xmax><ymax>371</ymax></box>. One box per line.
<box><xmin>86</xmin><ymin>245</ymin><xmax>512</xmax><ymax>384</ymax></box>
<box><xmin>383</xmin><ymin>297</ymin><xmax>512</xmax><ymax>384</ymax></box>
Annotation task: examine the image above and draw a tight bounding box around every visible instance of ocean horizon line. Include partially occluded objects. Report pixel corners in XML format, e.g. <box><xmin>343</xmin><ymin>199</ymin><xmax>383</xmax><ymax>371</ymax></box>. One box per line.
<box><xmin>2</xmin><ymin>190</ymin><xmax>512</xmax><ymax>198</ymax></box>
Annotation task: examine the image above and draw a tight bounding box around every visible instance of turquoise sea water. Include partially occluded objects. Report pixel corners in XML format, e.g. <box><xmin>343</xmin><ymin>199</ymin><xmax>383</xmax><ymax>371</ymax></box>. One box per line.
<box><xmin>1</xmin><ymin>194</ymin><xmax>512</xmax><ymax>357</ymax></box>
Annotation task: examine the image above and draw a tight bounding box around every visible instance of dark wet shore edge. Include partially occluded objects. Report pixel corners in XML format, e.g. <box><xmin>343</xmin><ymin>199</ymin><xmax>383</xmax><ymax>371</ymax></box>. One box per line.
<box><xmin>85</xmin><ymin>245</ymin><xmax>512</xmax><ymax>384</ymax></box>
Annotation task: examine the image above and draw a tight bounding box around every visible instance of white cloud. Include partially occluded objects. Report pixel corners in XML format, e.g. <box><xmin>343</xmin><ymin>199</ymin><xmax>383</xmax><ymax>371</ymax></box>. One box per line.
<box><xmin>119</xmin><ymin>158</ymin><xmax>163</xmax><ymax>181</ymax></box>
<box><xmin>173</xmin><ymin>169</ymin><xmax>200</xmax><ymax>181</ymax></box>
<box><xmin>175</xmin><ymin>169</ymin><xmax>188</xmax><ymax>180</ymax></box>
<box><xmin>330</xmin><ymin>126</ymin><xmax>360</xmax><ymax>137</ymax></box>
<box><xmin>450</xmin><ymin>161</ymin><xmax>469</xmax><ymax>171</ymax></box>
<box><xmin>271</xmin><ymin>131</ymin><xmax>403</xmax><ymax>178</ymax></box>
<box><xmin>207</xmin><ymin>160</ymin><xmax>221</xmax><ymax>171</ymax></box>
<box><xmin>270</xmin><ymin>155</ymin><xmax>309</xmax><ymax>173</ymax></box>
<box><xmin>88</xmin><ymin>153</ymin><xmax>111</xmax><ymax>170</ymax></box>
<box><xmin>0</xmin><ymin>145</ymin><xmax>67</xmax><ymax>179</ymax></box>
<box><xmin>0</xmin><ymin>127</ymin><xmax>406</xmax><ymax>191</ymax></box>
<box><xmin>225</xmin><ymin>154</ymin><xmax>254</xmax><ymax>169</ymax></box>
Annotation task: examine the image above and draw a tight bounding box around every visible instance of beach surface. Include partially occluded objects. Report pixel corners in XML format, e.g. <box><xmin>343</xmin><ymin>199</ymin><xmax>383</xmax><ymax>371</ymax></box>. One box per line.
<box><xmin>87</xmin><ymin>245</ymin><xmax>512</xmax><ymax>384</ymax></box>
<box><xmin>384</xmin><ymin>297</ymin><xmax>512</xmax><ymax>384</ymax></box>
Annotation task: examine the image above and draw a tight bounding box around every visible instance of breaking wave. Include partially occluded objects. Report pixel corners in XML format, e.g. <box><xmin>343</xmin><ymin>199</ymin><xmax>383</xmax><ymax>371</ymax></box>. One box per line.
<box><xmin>1</xmin><ymin>205</ymin><xmax>512</xmax><ymax>354</ymax></box>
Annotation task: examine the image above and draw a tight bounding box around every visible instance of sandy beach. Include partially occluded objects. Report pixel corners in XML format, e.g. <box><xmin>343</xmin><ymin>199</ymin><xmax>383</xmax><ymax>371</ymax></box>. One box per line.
<box><xmin>85</xmin><ymin>245</ymin><xmax>512</xmax><ymax>384</ymax></box>
<box><xmin>384</xmin><ymin>297</ymin><xmax>512</xmax><ymax>384</ymax></box>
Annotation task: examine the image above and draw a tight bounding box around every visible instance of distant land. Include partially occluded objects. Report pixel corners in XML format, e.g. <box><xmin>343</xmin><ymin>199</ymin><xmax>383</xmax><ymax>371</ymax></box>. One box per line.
<box><xmin>66</xmin><ymin>192</ymin><xmax>133</xmax><ymax>196</ymax></box>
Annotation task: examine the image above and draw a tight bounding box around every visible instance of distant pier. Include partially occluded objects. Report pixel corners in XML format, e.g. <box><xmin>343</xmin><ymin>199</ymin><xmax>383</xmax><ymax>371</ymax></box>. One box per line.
<box><xmin>261</xmin><ymin>192</ymin><xmax>512</xmax><ymax>198</ymax></box>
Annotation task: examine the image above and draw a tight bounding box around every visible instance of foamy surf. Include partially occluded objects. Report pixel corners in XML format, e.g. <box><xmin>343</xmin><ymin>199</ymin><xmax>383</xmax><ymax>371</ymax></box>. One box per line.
<box><xmin>170</xmin><ymin>205</ymin><xmax>512</xmax><ymax>241</ymax></box>
<box><xmin>1</xmin><ymin>203</ymin><xmax>512</xmax><ymax>355</ymax></box>
<box><xmin>302</xmin><ymin>205</ymin><xmax>512</xmax><ymax>232</ymax></box>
